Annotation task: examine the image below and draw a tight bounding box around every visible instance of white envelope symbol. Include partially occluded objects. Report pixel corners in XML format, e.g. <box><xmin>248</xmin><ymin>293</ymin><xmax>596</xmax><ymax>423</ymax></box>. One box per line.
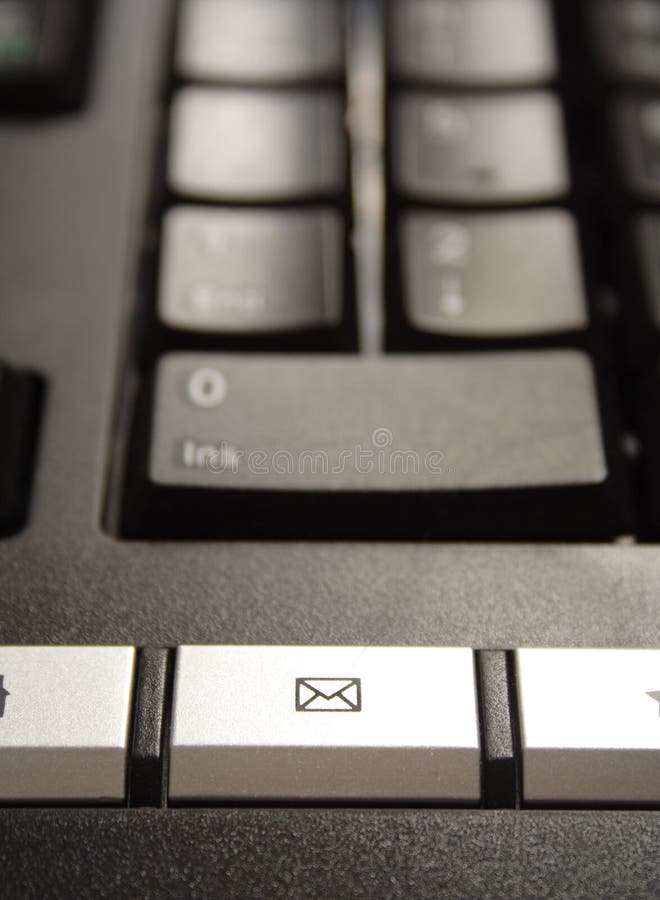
<box><xmin>295</xmin><ymin>677</ymin><xmax>361</xmax><ymax>712</ymax></box>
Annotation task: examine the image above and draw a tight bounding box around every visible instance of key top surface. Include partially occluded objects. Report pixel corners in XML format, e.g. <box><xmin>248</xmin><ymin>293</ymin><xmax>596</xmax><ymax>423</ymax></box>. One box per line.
<box><xmin>169</xmin><ymin>645</ymin><xmax>481</xmax><ymax>802</ymax></box>
<box><xmin>176</xmin><ymin>0</ymin><xmax>344</xmax><ymax>84</ymax></box>
<box><xmin>0</xmin><ymin>646</ymin><xmax>135</xmax><ymax>802</ymax></box>
<box><xmin>399</xmin><ymin>209</ymin><xmax>588</xmax><ymax>338</ymax></box>
<box><xmin>158</xmin><ymin>207</ymin><xmax>344</xmax><ymax>335</ymax></box>
<box><xmin>516</xmin><ymin>648</ymin><xmax>660</xmax><ymax>806</ymax></box>
<box><xmin>390</xmin><ymin>91</ymin><xmax>569</xmax><ymax>204</ymax></box>
<box><xmin>168</xmin><ymin>88</ymin><xmax>346</xmax><ymax>202</ymax></box>
<box><xmin>123</xmin><ymin>352</ymin><xmax>629</xmax><ymax>540</ymax></box>
<box><xmin>388</xmin><ymin>0</ymin><xmax>557</xmax><ymax>87</ymax></box>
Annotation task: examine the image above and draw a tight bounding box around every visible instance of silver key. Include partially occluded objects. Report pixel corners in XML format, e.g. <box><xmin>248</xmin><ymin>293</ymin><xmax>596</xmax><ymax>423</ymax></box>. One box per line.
<box><xmin>516</xmin><ymin>649</ymin><xmax>660</xmax><ymax>805</ymax></box>
<box><xmin>168</xmin><ymin>88</ymin><xmax>346</xmax><ymax>202</ymax></box>
<box><xmin>158</xmin><ymin>207</ymin><xmax>343</xmax><ymax>334</ymax></box>
<box><xmin>177</xmin><ymin>0</ymin><xmax>344</xmax><ymax>84</ymax></box>
<box><xmin>388</xmin><ymin>0</ymin><xmax>557</xmax><ymax>86</ymax></box>
<box><xmin>0</xmin><ymin>646</ymin><xmax>135</xmax><ymax>802</ymax></box>
<box><xmin>401</xmin><ymin>210</ymin><xmax>587</xmax><ymax>337</ymax></box>
<box><xmin>169</xmin><ymin>645</ymin><xmax>481</xmax><ymax>802</ymax></box>
<box><xmin>391</xmin><ymin>92</ymin><xmax>569</xmax><ymax>204</ymax></box>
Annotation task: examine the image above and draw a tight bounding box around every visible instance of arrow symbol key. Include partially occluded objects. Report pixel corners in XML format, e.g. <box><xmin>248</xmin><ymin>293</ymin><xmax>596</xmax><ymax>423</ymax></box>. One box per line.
<box><xmin>647</xmin><ymin>690</ymin><xmax>660</xmax><ymax>714</ymax></box>
<box><xmin>0</xmin><ymin>676</ymin><xmax>9</xmax><ymax>718</ymax></box>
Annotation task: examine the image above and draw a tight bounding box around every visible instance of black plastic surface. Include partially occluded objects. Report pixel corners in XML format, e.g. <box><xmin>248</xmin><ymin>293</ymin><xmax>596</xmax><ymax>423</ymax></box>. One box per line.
<box><xmin>476</xmin><ymin>651</ymin><xmax>517</xmax><ymax>810</ymax></box>
<box><xmin>0</xmin><ymin>808</ymin><xmax>658</xmax><ymax>899</ymax></box>
<box><xmin>128</xmin><ymin>648</ymin><xmax>170</xmax><ymax>808</ymax></box>
<box><xmin>0</xmin><ymin>1</ymin><xmax>658</xmax><ymax>896</ymax></box>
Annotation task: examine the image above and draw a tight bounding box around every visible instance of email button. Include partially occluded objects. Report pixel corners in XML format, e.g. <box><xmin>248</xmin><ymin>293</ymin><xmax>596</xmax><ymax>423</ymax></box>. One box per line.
<box><xmin>295</xmin><ymin>677</ymin><xmax>361</xmax><ymax>711</ymax></box>
<box><xmin>170</xmin><ymin>645</ymin><xmax>481</xmax><ymax>803</ymax></box>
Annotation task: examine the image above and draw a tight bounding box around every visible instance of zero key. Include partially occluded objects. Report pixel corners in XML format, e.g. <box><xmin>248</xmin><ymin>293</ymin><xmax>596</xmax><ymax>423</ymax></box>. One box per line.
<box><xmin>123</xmin><ymin>351</ymin><xmax>630</xmax><ymax>540</ymax></box>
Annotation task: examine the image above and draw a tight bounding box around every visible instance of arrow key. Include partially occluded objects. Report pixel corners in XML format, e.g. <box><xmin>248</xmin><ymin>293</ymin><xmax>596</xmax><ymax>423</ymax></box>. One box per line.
<box><xmin>516</xmin><ymin>648</ymin><xmax>660</xmax><ymax>806</ymax></box>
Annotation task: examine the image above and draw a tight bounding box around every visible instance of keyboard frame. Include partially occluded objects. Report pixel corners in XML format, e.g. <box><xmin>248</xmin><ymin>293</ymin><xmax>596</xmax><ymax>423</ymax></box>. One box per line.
<box><xmin>0</xmin><ymin>1</ymin><xmax>658</xmax><ymax>895</ymax></box>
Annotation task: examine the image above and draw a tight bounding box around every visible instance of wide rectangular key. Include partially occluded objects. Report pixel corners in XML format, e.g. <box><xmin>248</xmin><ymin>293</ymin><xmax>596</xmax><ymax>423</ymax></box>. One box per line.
<box><xmin>0</xmin><ymin>646</ymin><xmax>135</xmax><ymax>802</ymax></box>
<box><xmin>176</xmin><ymin>0</ymin><xmax>344</xmax><ymax>85</ymax></box>
<box><xmin>516</xmin><ymin>649</ymin><xmax>660</xmax><ymax>806</ymax></box>
<box><xmin>390</xmin><ymin>92</ymin><xmax>569</xmax><ymax>204</ymax></box>
<box><xmin>158</xmin><ymin>207</ymin><xmax>344</xmax><ymax>336</ymax></box>
<box><xmin>398</xmin><ymin>209</ymin><xmax>588</xmax><ymax>339</ymax></box>
<box><xmin>123</xmin><ymin>352</ymin><xmax>629</xmax><ymax>540</ymax></box>
<box><xmin>168</xmin><ymin>88</ymin><xmax>346</xmax><ymax>202</ymax></box>
<box><xmin>169</xmin><ymin>645</ymin><xmax>481</xmax><ymax>803</ymax></box>
<box><xmin>388</xmin><ymin>0</ymin><xmax>557</xmax><ymax>87</ymax></box>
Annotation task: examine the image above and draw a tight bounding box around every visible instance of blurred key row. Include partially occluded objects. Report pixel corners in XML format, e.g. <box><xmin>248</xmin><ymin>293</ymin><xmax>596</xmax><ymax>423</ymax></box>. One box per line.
<box><xmin>108</xmin><ymin>0</ymin><xmax>660</xmax><ymax>542</ymax></box>
<box><xmin>158</xmin><ymin>1</ymin><xmax>660</xmax><ymax>347</ymax></box>
<box><xmin>176</xmin><ymin>0</ymin><xmax>559</xmax><ymax>89</ymax></box>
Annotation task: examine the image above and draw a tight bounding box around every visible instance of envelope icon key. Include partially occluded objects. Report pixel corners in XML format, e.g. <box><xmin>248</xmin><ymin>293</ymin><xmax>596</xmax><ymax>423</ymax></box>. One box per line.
<box><xmin>295</xmin><ymin>677</ymin><xmax>361</xmax><ymax>712</ymax></box>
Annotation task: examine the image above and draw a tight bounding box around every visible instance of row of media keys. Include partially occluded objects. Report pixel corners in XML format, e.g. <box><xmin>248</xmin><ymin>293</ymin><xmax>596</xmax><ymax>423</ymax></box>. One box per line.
<box><xmin>0</xmin><ymin>646</ymin><xmax>657</xmax><ymax>806</ymax></box>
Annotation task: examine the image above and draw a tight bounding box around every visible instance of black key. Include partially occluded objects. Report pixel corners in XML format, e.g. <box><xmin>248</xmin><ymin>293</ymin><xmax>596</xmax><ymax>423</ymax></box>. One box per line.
<box><xmin>637</xmin><ymin>217</ymin><xmax>660</xmax><ymax>325</ymax></box>
<box><xmin>168</xmin><ymin>87</ymin><xmax>346</xmax><ymax>203</ymax></box>
<box><xmin>158</xmin><ymin>207</ymin><xmax>345</xmax><ymax>338</ymax></box>
<box><xmin>0</xmin><ymin>363</ymin><xmax>42</xmax><ymax>535</ymax></box>
<box><xmin>590</xmin><ymin>0</ymin><xmax>660</xmax><ymax>85</ymax></box>
<box><xmin>390</xmin><ymin>91</ymin><xmax>569</xmax><ymax>204</ymax></box>
<box><xmin>122</xmin><ymin>352</ymin><xmax>630</xmax><ymax>540</ymax></box>
<box><xmin>635</xmin><ymin>216</ymin><xmax>660</xmax><ymax>338</ymax></box>
<box><xmin>387</xmin><ymin>0</ymin><xmax>557</xmax><ymax>87</ymax></box>
<box><xmin>394</xmin><ymin>209</ymin><xmax>588</xmax><ymax>342</ymax></box>
<box><xmin>176</xmin><ymin>0</ymin><xmax>345</xmax><ymax>85</ymax></box>
<box><xmin>621</xmin><ymin>214</ymin><xmax>660</xmax><ymax>366</ymax></box>
<box><xmin>0</xmin><ymin>0</ymin><xmax>98</xmax><ymax>111</ymax></box>
<box><xmin>616</xmin><ymin>98</ymin><xmax>660</xmax><ymax>200</ymax></box>
<box><xmin>632</xmin><ymin>361</ymin><xmax>660</xmax><ymax>537</ymax></box>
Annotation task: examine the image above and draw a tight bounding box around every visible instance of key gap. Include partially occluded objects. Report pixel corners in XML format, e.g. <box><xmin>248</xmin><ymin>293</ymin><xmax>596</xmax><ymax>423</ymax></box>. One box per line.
<box><xmin>347</xmin><ymin>0</ymin><xmax>385</xmax><ymax>355</ymax></box>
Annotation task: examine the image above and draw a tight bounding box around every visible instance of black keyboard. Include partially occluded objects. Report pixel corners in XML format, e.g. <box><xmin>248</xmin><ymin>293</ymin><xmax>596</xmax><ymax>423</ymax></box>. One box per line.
<box><xmin>0</xmin><ymin>1</ymin><xmax>659</xmax><ymax>897</ymax></box>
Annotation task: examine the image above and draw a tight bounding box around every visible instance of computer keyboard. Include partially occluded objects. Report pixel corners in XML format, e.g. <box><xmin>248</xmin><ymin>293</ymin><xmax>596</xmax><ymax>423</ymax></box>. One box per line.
<box><xmin>0</xmin><ymin>1</ymin><xmax>658</xmax><ymax>897</ymax></box>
